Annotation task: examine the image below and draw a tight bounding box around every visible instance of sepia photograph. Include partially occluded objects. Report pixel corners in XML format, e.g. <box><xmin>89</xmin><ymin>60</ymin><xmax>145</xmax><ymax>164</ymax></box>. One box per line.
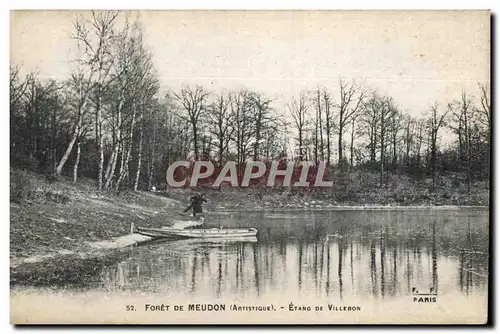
<box><xmin>9</xmin><ymin>9</ymin><xmax>491</xmax><ymax>324</ymax></box>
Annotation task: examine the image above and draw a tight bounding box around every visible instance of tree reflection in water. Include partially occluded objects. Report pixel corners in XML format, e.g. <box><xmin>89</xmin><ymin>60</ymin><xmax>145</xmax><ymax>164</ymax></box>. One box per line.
<box><xmin>99</xmin><ymin>209</ymin><xmax>489</xmax><ymax>300</ymax></box>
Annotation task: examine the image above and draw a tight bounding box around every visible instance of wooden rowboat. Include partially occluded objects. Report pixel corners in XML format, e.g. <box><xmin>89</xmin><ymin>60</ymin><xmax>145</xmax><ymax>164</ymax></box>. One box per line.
<box><xmin>135</xmin><ymin>226</ymin><xmax>258</xmax><ymax>239</ymax></box>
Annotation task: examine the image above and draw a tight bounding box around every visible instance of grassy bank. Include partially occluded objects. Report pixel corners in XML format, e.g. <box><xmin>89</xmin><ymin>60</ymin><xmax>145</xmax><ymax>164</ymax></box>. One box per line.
<box><xmin>10</xmin><ymin>169</ymin><xmax>185</xmax><ymax>266</ymax></box>
<box><xmin>10</xmin><ymin>168</ymin><xmax>193</xmax><ymax>287</ymax></box>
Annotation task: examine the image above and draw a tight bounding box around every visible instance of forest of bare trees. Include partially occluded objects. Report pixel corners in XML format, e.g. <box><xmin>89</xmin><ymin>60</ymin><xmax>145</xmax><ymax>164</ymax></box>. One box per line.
<box><xmin>10</xmin><ymin>11</ymin><xmax>491</xmax><ymax>195</ymax></box>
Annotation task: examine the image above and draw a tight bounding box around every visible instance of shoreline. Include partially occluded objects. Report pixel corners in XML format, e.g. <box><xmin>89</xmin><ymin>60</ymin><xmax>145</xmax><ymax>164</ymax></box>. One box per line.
<box><xmin>12</xmin><ymin>203</ymin><xmax>490</xmax><ymax>266</ymax></box>
<box><xmin>9</xmin><ymin>169</ymin><xmax>490</xmax><ymax>289</ymax></box>
<box><xmin>10</xmin><ymin>204</ymin><xmax>489</xmax><ymax>269</ymax></box>
<box><xmin>10</xmin><ymin>203</ymin><xmax>490</xmax><ymax>289</ymax></box>
<box><xmin>212</xmin><ymin>205</ymin><xmax>490</xmax><ymax>212</ymax></box>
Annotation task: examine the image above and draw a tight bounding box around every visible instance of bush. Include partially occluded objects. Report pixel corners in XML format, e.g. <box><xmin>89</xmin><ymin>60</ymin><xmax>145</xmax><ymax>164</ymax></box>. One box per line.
<box><xmin>44</xmin><ymin>189</ymin><xmax>70</xmax><ymax>204</ymax></box>
<box><xmin>10</xmin><ymin>170</ymin><xmax>35</xmax><ymax>203</ymax></box>
<box><xmin>10</xmin><ymin>154</ymin><xmax>39</xmax><ymax>172</ymax></box>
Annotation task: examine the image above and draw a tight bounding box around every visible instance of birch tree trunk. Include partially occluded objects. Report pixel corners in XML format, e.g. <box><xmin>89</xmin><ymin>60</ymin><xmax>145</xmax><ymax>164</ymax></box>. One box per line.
<box><xmin>147</xmin><ymin>119</ymin><xmax>157</xmax><ymax>190</ymax></box>
<box><xmin>134</xmin><ymin>122</ymin><xmax>144</xmax><ymax>191</ymax></box>
<box><xmin>56</xmin><ymin>104</ymin><xmax>85</xmax><ymax>175</ymax></box>
<box><xmin>104</xmin><ymin>96</ymin><xmax>124</xmax><ymax>189</ymax></box>
<box><xmin>96</xmin><ymin>94</ymin><xmax>105</xmax><ymax>190</ymax></box>
<box><xmin>73</xmin><ymin>139</ymin><xmax>81</xmax><ymax>183</ymax></box>
<box><xmin>116</xmin><ymin>102</ymin><xmax>137</xmax><ymax>190</ymax></box>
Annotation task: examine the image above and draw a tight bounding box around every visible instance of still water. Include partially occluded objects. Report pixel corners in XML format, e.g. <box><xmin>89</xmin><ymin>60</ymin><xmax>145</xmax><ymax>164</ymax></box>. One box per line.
<box><xmin>99</xmin><ymin>208</ymin><xmax>489</xmax><ymax>302</ymax></box>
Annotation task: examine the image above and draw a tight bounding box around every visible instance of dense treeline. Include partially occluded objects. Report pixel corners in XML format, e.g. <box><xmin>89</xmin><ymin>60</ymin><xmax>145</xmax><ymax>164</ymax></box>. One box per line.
<box><xmin>10</xmin><ymin>11</ymin><xmax>491</xmax><ymax>193</ymax></box>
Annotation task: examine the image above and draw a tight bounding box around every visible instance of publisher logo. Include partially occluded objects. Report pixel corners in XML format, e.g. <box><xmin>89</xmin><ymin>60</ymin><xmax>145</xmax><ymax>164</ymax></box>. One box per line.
<box><xmin>412</xmin><ymin>287</ymin><xmax>438</xmax><ymax>303</ymax></box>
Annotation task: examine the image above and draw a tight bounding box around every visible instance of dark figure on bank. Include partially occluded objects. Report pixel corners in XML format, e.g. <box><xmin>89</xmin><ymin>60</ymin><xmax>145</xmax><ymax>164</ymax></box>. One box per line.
<box><xmin>183</xmin><ymin>193</ymin><xmax>207</xmax><ymax>218</ymax></box>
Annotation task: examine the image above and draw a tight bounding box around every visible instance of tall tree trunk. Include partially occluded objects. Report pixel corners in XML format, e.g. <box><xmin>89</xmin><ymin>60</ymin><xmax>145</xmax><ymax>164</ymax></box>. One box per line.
<box><xmin>314</xmin><ymin>118</ymin><xmax>318</xmax><ymax>164</ymax></box>
<box><xmin>431</xmin><ymin>134</ymin><xmax>437</xmax><ymax>189</ymax></box>
<box><xmin>380</xmin><ymin>113</ymin><xmax>385</xmax><ymax>187</ymax></box>
<box><xmin>52</xmin><ymin>96</ymin><xmax>57</xmax><ymax>175</ymax></box>
<box><xmin>115</xmin><ymin>141</ymin><xmax>126</xmax><ymax>191</ymax></box>
<box><xmin>148</xmin><ymin>120</ymin><xmax>157</xmax><ymax>190</ymax></box>
<box><xmin>254</xmin><ymin>119</ymin><xmax>261</xmax><ymax>161</ymax></box>
<box><xmin>392</xmin><ymin>132</ymin><xmax>397</xmax><ymax>167</ymax></box>
<box><xmin>29</xmin><ymin>83</ymin><xmax>36</xmax><ymax>158</ymax></box>
<box><xmin>349</xmin><ymin>118</ymin><xmax>355</xmax><ymax>172</ymax></box>
<box><xmin>405</xmin><ymin>125</ymin><xmax>411</xmax><ymax>164</ymax></box>
<box><xmin>370</xmin><ymin>124</ymin><xmax>376</xmax><ymax>163</ymax></box>
<box><xmin>325</xmin><ymin>105</ymin><xmax>331</xmax><ymax>164</ymax></box>
<box><xmin>338</xmin><ymin>126</ymin><xmax>343</xmax><ymax>169</ymax></box>
<box><xmin>317</xmin><ymin>90</ymin><xmax>324</xmax><ymax>161</ymax></box>
<box><xmin>104</xmin><ymin>148</ymin><xmax>118</xmax><ymax>189</ymax></box>
<box><xmin>192</xmin><ymin>122</ymin><xmax>199</xmax><ymax>160</ymax></box>
<box><xmin>298</xmin><ymin>130</ymin><xmax>303</xmax><ymax>161</ymax></box>
<box><xmin>117</xmin><ymin>103</ymin><xmax>138</xmax><ymax>190</ymax></box>
<box><xmin>73</xmin><ymin>139</ymin><xmax>81</xmax><ymax>183</ymax></box>
<box><xmin>104</xmin><ymin>97</ymin><xmax>123</xmax><ymax>189</ymax></box>
<box><xmin>134</xmin><ymin>122</ymin><xmax>144</xmax><ymax>191</ymax></box>
<box><xmin>56</xmin><ymin>111</ymin><xmax>83</xmax><ymax>176</ymax></box>
<box><xmin>96</xmin><ymin>95</ymin><xmax>105</xmax><ymax>190</ymax></box>
<box><xmin>458</xmin><ymin>126</ymin><xmax>464</xmax><ymax>157</ymax></box>
<box><xmin>466</xmin><ymin>126</ymin><xmax>472</xmax><ymax>194</ymax></box>
<box><xmin>58</xmin><ymin>78</ymin><xmax>89</xmax><ymax>176</ymax></box>
<box><xmin>218</xmin><ymin>130</ymin><xmax>225</xmax><ymax>163</ymax></box>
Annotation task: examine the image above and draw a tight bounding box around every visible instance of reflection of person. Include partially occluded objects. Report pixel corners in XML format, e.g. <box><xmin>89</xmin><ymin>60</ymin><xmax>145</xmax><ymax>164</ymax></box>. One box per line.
<box><xmin>183</xmin><ymin>193</ymin><xmax>207</xmax><ymax>218</ymax></box>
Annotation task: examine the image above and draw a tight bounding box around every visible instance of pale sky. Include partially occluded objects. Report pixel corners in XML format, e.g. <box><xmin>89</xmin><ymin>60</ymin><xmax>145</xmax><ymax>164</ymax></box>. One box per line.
<box><xmin>10</xmin><ymin>10</ymin><xmax>490</xmax><ymax>120</ymax></box>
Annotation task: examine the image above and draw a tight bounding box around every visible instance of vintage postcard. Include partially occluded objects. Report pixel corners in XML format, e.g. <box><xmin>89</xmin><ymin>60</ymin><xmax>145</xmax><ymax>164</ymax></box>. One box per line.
<box><xmin>9</xmin><ymin>10</ymin><xmax>491</xmax><ymax>325</ymax></box>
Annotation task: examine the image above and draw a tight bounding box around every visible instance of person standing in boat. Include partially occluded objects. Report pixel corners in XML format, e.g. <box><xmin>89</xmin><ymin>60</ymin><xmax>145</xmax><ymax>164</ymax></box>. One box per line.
<box><xmin>183</xmin><ymin>192</ymin><xmax>207</xmax><ymax>219</ymax></box>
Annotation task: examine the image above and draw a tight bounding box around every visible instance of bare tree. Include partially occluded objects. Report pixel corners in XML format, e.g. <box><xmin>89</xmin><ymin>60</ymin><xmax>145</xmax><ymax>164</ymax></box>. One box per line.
<box><xmin>413</xmin><ymin>118</ymin><xmax>426</xmax><ymax>166</ymax></box>
<box><xmin>104</xmin><ymin>22</ymin><xmax>135</xmax><ymax>189</ymax></box>
<box><xmin>288</xmin><ymin>91</ymin><xmax>310</xmax><ymax>161</ymax></box>
<box><xmin>402</xmin><ymin>115</ymin><xmax>414</xmax><ymax>166</ymax></box>
<box><xmin>173</xmin><ymin>85</ymin><xmax>209</xmax><ymax>161</ymax></box>
<box><xmin>378</xmin><ymin>96</ymin><xmax>394</xmax><ymax>186</ymax></box>
<box><xmin>20</xmin><ymin>76</ymin><xmax>64</xmax><ymax>173</ymax></box>
<box><xmin>449</xmin><ymin>92</ymin><xmax>476</xmax><ymax>193</ymax></box>
<box><xmin>348</xmin><ymin>113</ymin><xmax>362</xmax><ymax>172</ymax></box>
<box><xmin>389</xmin><ymin>109</ymin><xmax>403</xmax><ymax>168</ymax></box>
<box><xmin>102</xmin><ymin>17</ymin><xmax>142</xmax><ymax>190</ymax></box>
<box><xmin>206</xmin><ymin>91</ymin><xmax>233</xmax><ymax>163</ymax></box>
<box><xmin>115</xmin><ymin>25</ymin><xmax>159</xmax><ymax>191</ymax></box>
<box><xmin>230</xmin><ymin>89</ymin><xmax>254</xmax><ymax>166</ymax></box>
<box><xmin>25</xmin><ymin>74</ymin><xmax>39</xmax><ymax>158</ymax></box>
<box><xmin>133</xmin><ymin>72</ymin><xmax>159</xmax><ymax>191</ymax></box>
<box><xmin>361</xmin><ymin>93</ymin><xmax>396</xmax><ymax>186</ymax></box>
<box><xmin>134</xmin><ymin>118</ymin><xmax>145</xmax><ymax>191</ymax></box>
<box><xmin>261</xmin><ymin>120</ymin><xmax>287</xmax><ymax>160</ymax></box>
<box><xmin>72</xmin><ymin>124</ymin><xmax>92</xmax><ymax>183</ymax></box>
<box><xmin>10</xmin><ymin>65</ymin><xmax>28</xmax><ymax>108</ymax></box>
<box><xmin>313</xmin><ymin>88</ymin><xmax>325</xmax><ymax>161</ymax></box>
<box><xmin>322</xmin><ymin>88</ymin><xmax>334</xmax><ymax>165</ymax></box>
<box><xmin>361</xmin><ymin>93</ymin><xmax>380</xmax><ymax>164</ymax></box>
<box><xmin>427</xmin><ymin>102</ymin><xmax>449</xmax><ymax>189</ymax></box>
<box><xmin>337</xmin><ymin>78</ymin><xmax>365</xmax><ymax>170</ymax></box>
<box><xmin>13</xmin><ymin>73</ymin><xmax>62</xmax><ymax>171</ymax></box>
<box><xmin>477</xmin><ymin>83</ymin><xmax>491</xmax><ymax>146</ymax></box>
<box><xmin>67</xmin><ymin>71</ymin><xmax>93</xmax><ymax>182</ymax></box>
<box><xmin>60</xmin><ymin>10</ymin><xmax>121</xmax><ymax>189</ymax></box>
<box><xmin>247</xmin><ymin>92</ymin><xmax>274</xmax><ymax>160</ymax></box>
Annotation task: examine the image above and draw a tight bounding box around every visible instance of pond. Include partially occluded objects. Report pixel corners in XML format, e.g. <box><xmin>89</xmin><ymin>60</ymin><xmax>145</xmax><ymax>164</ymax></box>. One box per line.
<box><xmin>11</xmin><ymin>208</ymin><xmax>490</xmax><ymax>324</ymax></box>
<box><xmin>100</xmin><ymin>209</ymin><xmax>489</xmax><ymax>302</ymax></box>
